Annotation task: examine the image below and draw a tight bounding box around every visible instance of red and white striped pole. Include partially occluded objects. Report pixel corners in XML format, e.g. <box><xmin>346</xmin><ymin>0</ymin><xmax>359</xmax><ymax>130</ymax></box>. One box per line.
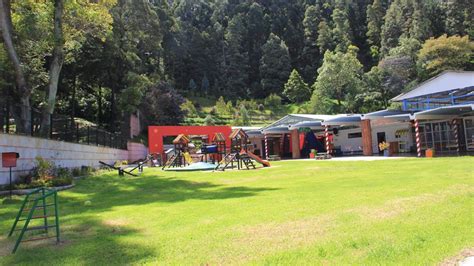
<box><xmin>414</xmin><ymin>119</ymin><xmax>422</xmax><ymax>157</ymax></box>
<box><xmin>264</xmin><ymin>134</ymin><xmax>269</xmax><ymax>159</ymax></box>
<box><xmin>325</xmin><ymin>125</ymin><xmax>330</xmax><ymax>155</ymax></box>
<box><xmin>452</xmin><ymin>119</ymin><xmax>459</xmax><ymax>154</ymax></box>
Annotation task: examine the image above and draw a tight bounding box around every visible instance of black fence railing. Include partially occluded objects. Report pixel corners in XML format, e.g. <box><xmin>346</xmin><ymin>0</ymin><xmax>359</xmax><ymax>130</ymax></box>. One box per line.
<box><xmin>1</xmin><ymin>104</ymin><xmax>127</xmax><ymax>150</ymax></box>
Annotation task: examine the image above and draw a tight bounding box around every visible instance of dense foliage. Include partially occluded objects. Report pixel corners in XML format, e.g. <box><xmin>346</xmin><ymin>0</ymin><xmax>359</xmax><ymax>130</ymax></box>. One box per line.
<box><xmin>1</xmin><ymin>0</ymin><xmax>473</xmax><ymax>134</ymax></box>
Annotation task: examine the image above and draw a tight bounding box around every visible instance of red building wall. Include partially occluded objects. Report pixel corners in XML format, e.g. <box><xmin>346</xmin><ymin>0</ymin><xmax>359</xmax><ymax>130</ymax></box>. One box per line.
<box><xmin>148</xmin><ymin>126</ymin><xmax>233</xmax><ymax>155</ymax></box>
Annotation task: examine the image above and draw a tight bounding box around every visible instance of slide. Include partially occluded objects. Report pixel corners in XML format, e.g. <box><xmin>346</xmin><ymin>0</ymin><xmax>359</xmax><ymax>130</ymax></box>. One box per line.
<box><xmin>183</xmin><ymin>152</ymin><xmax>193</xmax><ymax>164</ymax></box>
<box><xmin>245</xmin><ymin>151</ymin><xmax>271</xmax><ymax>167</ymax></box>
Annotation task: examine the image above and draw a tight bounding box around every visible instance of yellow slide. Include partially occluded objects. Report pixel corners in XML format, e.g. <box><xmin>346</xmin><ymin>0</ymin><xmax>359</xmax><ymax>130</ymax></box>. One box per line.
<box><xmin>183</xmin><ymin>152</ymin><xmax>193</xmax><ymax>164</ymax></box>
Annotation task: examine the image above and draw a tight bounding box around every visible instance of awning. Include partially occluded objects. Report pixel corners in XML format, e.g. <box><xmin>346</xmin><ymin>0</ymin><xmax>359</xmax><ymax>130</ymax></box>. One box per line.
<box><xmin>383</xmin><ymin>113</ymin><xmax>414</xmax><ymax>121</ymax></box>
<box><xmin>363</xmin><ymin>109</ymin><xmax>412</xmax><ymax>120</ymax></box>
<box><xmin>261</xmin><ymin>126</ymin><xmax>291</xmax><ymax>134</ymax></box>
<box><xmin>414</xmin><ymin>104</ymin><xmax>474</xmax><ymax>120</ymax></box>
<box><xmin>321</xmin><ymin>115</ymin><xmax>362</xmax><ymax>126</ymax></box>
<box><xmin>288</xmin><ymin>121</ymin><xmax>322</xmax><ymax>130</ymax></box>
<box><xmin>246</xmin><ymin>130</ymin><xmax>264</xmax><ymax>137</ymax></box>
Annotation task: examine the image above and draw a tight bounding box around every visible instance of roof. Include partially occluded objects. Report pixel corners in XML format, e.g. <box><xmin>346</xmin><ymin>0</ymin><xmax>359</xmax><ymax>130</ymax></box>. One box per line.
<box><xmin>262</xmin><ymin>114</ymin><xmax>336</xmax><ymax>130</ymax></box>
<box><xmin>212</xmin><ymin>133</ymin><xmax>226</xmax><ymax>142</ymax></box>
<box><xmin>261</xmin><ymin>126</ymin><xmax>291</xmax><ymax>134</ymax></box>
<box><xmin>229</xmin><ymin>128</ymin><xmax>248</xmax><ymax>139</ymax></box>
<box><xmin>321</xmin><ymin>114</ymin><xmax>362</xmax><ymax>126</ymax></box>
<box><xmin>288</xmin><ymin>121</ymin><xmax>323</xmax><ymax>130</ymax></box>
<box><xmin>362</xmin><ymin>109</ymin><xmax>412</xmax><ymax>120</ymax></box>
<box><xmin>392</xmin><ymin>71</ymin><xmax>474</xmax><ymax>101</ymax></box>
<box><xmin>414</xmin><ymin>104</ymin><xmax>474</xmax><ymax>120</ymax></box>
<box><xmin>173</xmin><ymin>134</ymin><xmax>190</xmax><ymax>144</ymax></box>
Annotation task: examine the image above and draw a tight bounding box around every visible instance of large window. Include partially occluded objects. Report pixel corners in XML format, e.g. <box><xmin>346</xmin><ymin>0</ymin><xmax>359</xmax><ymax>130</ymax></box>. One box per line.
<box><xmin>419</xmin><ymin>121</ymin><xmax>458</xmax><ymax>153</ymax></box>
<box><xmin>465</xmin><ymin>118</ymin><xmax>474</xmax><ymax>151</ymax></box>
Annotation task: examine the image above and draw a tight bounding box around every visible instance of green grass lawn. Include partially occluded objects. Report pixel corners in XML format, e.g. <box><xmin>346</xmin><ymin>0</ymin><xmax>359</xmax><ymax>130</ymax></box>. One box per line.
<box><xmin>1</xmin><ymin>157</ymin><xmax>473</xmax><ymax>265</ymax></box>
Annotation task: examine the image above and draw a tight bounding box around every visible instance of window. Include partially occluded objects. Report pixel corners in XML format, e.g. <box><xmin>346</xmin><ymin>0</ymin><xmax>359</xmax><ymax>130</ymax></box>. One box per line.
<box><xmin>348</xmin><ymin>132</ymin><xmax>362</xmax><ymax>139</ymax></box>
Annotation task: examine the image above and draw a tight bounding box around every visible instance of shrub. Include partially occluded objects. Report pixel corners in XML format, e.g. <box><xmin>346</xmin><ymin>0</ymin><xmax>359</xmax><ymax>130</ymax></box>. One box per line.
<box><xmin>51</xmin><ymin>176</ymin><xmax>73</xmax><ymax>187</ymax></box>
<box><xmin>33</xmin><ymin>156</ymin><xmax>55</xmax><ymax>181</ymax></box>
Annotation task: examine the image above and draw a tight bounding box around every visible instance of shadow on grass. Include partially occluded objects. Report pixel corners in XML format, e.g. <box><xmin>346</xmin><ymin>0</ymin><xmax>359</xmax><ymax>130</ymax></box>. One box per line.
<box><xmin>60</xmin><ymin>171</ymin><xmax>278</xmax><ymax>212</ymax></box>
<box><xmin>0</xmin><ymin>214</ymin><xmax>157</xmax><ymax>264</ymax></box>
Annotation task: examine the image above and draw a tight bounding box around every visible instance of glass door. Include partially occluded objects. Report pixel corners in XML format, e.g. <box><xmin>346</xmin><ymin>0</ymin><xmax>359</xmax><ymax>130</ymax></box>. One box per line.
<box><xmin>464</xmin><ymin>118</ymin><xmax>474</xmax><ymax>151</ymax></box>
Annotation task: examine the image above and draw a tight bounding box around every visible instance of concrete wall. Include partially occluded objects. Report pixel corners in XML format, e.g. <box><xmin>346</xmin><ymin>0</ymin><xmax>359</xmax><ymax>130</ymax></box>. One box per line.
<box><xmin>0</xmin><ymin>133</ymin><xmax>148</xmax><ymax>185</ymax></box>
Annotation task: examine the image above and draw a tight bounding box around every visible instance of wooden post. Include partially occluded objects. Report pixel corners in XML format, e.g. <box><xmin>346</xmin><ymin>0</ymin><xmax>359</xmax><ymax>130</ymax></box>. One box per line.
<box><xmin>361</xmin><ymin>119</ymin><xmax>373</xmax><ymax>156</ymax></box>
<box><xmin>291</xmin><ymin>129</ymin><xmax>301</xmax><ymax>159</ymax></box>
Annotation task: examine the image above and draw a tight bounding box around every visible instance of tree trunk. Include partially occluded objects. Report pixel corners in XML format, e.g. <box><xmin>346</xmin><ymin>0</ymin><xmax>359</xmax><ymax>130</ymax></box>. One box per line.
<box><xmin>40</xmin><ymin>0</ymin><xmax>64</xmax><ymax>137</ymax></box>
<box><xmin>0</xmin><ymin>0</ymin><xmax>31</xmax><ymax>134</ymax></box>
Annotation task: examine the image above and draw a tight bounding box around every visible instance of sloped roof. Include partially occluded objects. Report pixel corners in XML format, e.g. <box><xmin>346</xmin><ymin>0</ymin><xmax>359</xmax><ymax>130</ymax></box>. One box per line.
<box><xmin>172</xmin><ymin>134</ymin><xmax>190</xmax><ymax>144</ymax></box>
<box><xmin>229</xmin><ymin>128</ymin><xmax>248</xmax><ymax>139</ymax></box>
<box><xmin>262</xmin><ymin>114</ymin><xmax>337</xmax><ymax>130</ymax></box>
<box><xmin>212</xmin><ymin>132</ymin><xmax>226</xmax><ymax>142</ymax></box>
<box><xmin>392</xmin><ymin>71</ymin><xmax>474</xmax><ymax>101</ymax></box>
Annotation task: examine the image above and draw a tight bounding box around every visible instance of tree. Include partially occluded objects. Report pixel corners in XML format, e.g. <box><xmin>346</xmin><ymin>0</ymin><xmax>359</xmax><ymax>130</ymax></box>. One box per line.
<box><xmin>301</xmin><ymin>5</ymin><xmax>323</xmax><ymax>82</ymax></box>
<box><xmin>0</xmin><ymin>0</ymin><xmax>32</xmax><ymax>133</ymax></box>
<box><xmin>311</xmin><ymin>46</ymin><xmax>364</xmax><ymax>113</ymax></box>
<box><xmin>40</xmin><ymin>0</ymin><xmax>65</xmax><ymax>136</ymax></box>
<box><xmin>445</xmin><ymin>0</ymin><xmax>472</xmax><ymax>37</ymax></box>
<box><xmin>317</xmin><ymin>20</ymin><xmax>334</xmax><ymax>55</ymax></box>
<box><xmin>417</xmin><ymin>35</ymin><xmax>474</xmax><ymax>79</ymax></box>
<box><xmin>380</xmin><ymin>0</ymin><xmax>431</xmax><ymax>56</ymax></box>
<box><xmin>203</xmin><ymin>114</ymin><xmax>215</xmax><ymax>125</ymax></box>
<box><xmin>240</xmin><ymin>105</ymin><xmax>251</xmax><ymax>126</ymax></box>
<box><xmin>215</xmin><ymin>96</ymin><xmax>227</xmax><ymax>115</ymax></box>
<box><xmin>366</xmin><ymin>0</ymin><xmax>386</xmax><ymax>61</ymax></box>
<box><xmin>264</xmin><ymin>93</ymin><xmax>283</xmax><ymax>118</ymax></box>
<box><xmin>140</xmin><ymin>81</ymin><xmax>185</xmax><ymax>126</ymax></box>
<box><xmin>260</xmin><ymin>33</ymin><xmax>291</xmax><ymax>97</ymax></box>
<box><xmin>283</xmin><ymin>69</ymin><xmax>311</xmax><ymax>103</ymax></box>
<box><xmin>201</xmin><ymin>75</ymin><xmax>210</xmax><ymax>95</ymax></box>
<box><xmin>332</xmin><ymin>7</ymin><xmax>352</xmax><ymax>52</ymax></box>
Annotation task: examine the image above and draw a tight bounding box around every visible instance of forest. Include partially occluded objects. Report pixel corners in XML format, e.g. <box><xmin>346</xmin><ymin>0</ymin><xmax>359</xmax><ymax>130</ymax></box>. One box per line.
<box><xmin>0</xmin><ymin>0</ymin><xmax>473</xmax><ymax>137</ymax></box>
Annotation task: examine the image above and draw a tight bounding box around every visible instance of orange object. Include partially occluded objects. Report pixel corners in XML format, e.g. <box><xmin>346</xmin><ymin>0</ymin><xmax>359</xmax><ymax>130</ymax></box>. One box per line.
<box><xmin>2</xmin><ymin>152</ymin><xmax>19</xmax><ymax>168</ymax></box>
<box><xmin>425</xmin><ymin>149</ymin><xmax>435</xmax><ymax>157</ymax></box>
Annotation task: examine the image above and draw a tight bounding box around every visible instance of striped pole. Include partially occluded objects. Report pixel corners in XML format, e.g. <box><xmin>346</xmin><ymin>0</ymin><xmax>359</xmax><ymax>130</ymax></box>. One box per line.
<box><xmin>452</xmin><ymin>119</ymin><xmax>459</xmax><ymax>154</ymax></box>
<box><xmin>325</xmin><ymin>125</ymin><xmax>330</xmax><ymax>155</ymax></box>
<box><xmin>414</xmin><ymin>119</ymin><xmax>422</xmax><ymax>157</ymax></box>
<box><xmin>264</xmin><ymin>134</ymin><xmax>269</xmax><ymax>159</ymax></box>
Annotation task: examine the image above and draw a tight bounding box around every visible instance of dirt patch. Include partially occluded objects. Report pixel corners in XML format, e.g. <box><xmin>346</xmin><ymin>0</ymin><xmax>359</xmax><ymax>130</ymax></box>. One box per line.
<box><xmin>439</xmin><ymin>248</ymin><xmax>474</xmax><ymax>266</ymax></box>
<box><xmin>216</xmin><ymin>215</ymin><xmax>333</xmax><ymax>264</ymax></box>
<box><xmin>103</xmin><ymin>218</ymin><xmax>130</xmax><ymax>233</ymax></box>
<box><xmin>349</xmin><ymin>184</ymin><xmax>473</xmax><ymax>220</ymax></box>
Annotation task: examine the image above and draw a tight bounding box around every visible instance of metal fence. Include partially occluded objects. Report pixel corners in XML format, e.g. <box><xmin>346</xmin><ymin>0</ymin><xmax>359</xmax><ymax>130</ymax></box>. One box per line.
<box><xmin>0</xmin><ymin>104</ymin><xmax>127</xmax><ymax>150</ymax></box>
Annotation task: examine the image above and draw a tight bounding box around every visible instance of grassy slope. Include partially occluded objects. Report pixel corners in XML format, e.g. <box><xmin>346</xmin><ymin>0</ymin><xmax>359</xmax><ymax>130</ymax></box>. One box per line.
<box><xmin>0</xmin><ymin>157</ymin><xmax>473</xmax><ymax>265</ymax></box>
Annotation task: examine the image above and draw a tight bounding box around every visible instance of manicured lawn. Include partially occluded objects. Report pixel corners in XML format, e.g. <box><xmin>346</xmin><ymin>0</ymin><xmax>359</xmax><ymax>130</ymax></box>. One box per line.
<box><xmin>0</xmin><ymin>157</ymin><xmax>473</xmax><ymax>265</ymax></box>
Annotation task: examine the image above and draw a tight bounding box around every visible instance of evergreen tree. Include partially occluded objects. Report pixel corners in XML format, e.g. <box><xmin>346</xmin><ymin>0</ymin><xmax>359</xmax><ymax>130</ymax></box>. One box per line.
<box><xmin>240</xmin><ymin>105</ymin><xmax>251</xmax><ymax>126</ymax></box>
<box><xmin>366</xmin><ymin>0</ymin><xmax>385</xmax><ymax>60</ymax></box>
<box><xmin>283</xmin><ymin>69</ymin><xmax>311</xmax><ymax>103</ymax></box>
<box><xmin>302</xmin><ymin>5</ymin><xmax>323</xmax><ymax>82</ymax></box>
<box><xmin>332</xmin><ymin>6</ymin><xmax>352</xmax><ymax>52</ymax></box>
<box><xmin>317</xmin><ymin>20</ymin><xmax>334</xmax><ymax>55</ymax></box>
<box><xmin>445</xmin><ymin>0</ymin><xmax>472</xmax><ymax>37</ymax></box>
<box><xmin>223</xmin><ymin>14</ymin><xmax>249</xmax><ymax>99</ymax></box>
<box><xmin>259</xmin><ymin>33</ymin><xmax>291</xmax><ymax>98</ymax></box>
<box><xmin>201</xmin><ymin>75</ymin><xmax>210</xmax><ymax>95</ymax></box>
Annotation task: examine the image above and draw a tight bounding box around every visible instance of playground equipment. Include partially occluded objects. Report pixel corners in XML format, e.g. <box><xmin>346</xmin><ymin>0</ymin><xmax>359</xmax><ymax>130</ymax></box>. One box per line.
<box><xmin>8</xmin><ymin>187</ymin><xmax>60</xmax><ymax>254</ymax></box>
<box><xmin>215</xmin><ymin>129</ymin><xmax>270</xmax><ymax>171</ymax></box>
<box><xmin>162</xmin><ymin>134</ymin><xmax>191</xmax><ymax>169</ymax></box>
<box><xmin>200</xmin><ymin>133</ymin><xmax>227</xmax><ymax>163</ymax></box>
<box><xmin>99</xmin><ymin>160</ymin><xmax>145</xmax><ymax>176</ymax></box>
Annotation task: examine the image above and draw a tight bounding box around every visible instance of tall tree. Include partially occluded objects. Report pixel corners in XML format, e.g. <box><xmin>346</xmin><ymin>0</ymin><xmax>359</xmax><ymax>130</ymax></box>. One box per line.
<box><xmin>0</xmin><ymin>0</ymin><xmax>31</xmax><ymax>134</ymax></box>
<box><xmin>332</xmin><ymin>5</ymin><xmax>352</xmax><ymax>52</ymax></box>
<box><xmin>260</xmin><ymin>33</ymin><xmax>291</xmax><ymax>98</ymax></box>
<box><xmin>301</xmin><ymin>5</ymin><xmax>322</xmax><ymax>82</ymax></box>
<box><xmin>317</xmin><ymin>19</ymin><xmax>334</xmax><ymax>55</ymax></box>
<box><xmin>40</xmin><ymin>0</ymin><xmax>64</xmax><ymax>136</ymax></box>
<box><xmin>311</xmin><ymin>46</ymin><xmax>364</xmax><ymax>113</ymax></box>
<box><xmin>366</xmin><ymin>0</ymin><xmax>385</xmax><ymax>61</ymax></box>
<box><xmin>445</xmin><ymin>0</ymin><xmax>472</xmax><ymax>37</ymax></box>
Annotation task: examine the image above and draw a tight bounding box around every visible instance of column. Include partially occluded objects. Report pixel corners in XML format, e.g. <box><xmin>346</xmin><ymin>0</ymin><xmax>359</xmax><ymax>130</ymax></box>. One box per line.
<box><xmin>414</xmin><ymin>119</ymin><xmax>422</xmax><ymax>157</ymax></box>
<box><xmin>291</xmin><ymin>129</ymin><xmax>301</xmax><ymax>159</ymax></box>
<box><xmin>361</xmin><ymin>119</ymin><xmax>373</xmax><ymax>156</ymax></box>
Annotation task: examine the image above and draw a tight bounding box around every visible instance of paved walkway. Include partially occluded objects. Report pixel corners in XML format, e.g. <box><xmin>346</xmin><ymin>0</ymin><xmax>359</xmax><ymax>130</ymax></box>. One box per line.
<box><xmin>290</xmin><ymin>156</ymin><xmax>410</xmax><ymax>162</ymax></box>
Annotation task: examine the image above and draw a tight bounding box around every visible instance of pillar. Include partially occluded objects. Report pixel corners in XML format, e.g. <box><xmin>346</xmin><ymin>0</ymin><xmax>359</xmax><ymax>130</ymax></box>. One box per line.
<box><xmin>361</xmin><ymin>119</ymin><xmax>373</xmax><ymax>156</ymax></box>
<box><xmin>452</xmin><ymin>119</ymin><xmax>460</xmax><ymax>154</ymax></box>
<box><xmin>264</xmin><ymin>134</ymin><xmax>269</xmax><ymax>159</ymax></box>
<box><xmin>414</xmin><ymin>119</ymin><xmax>422</xmax><ymax>157</ymax></box>
<box><xmin>291</xmin><ymin>129</ymin><xmax>301</xmax><ymax>159</ymax></box>
<box><xmin>325</xmin><ymin>125</ymin><xmax>331</xmax><ymax>155</ymax></box>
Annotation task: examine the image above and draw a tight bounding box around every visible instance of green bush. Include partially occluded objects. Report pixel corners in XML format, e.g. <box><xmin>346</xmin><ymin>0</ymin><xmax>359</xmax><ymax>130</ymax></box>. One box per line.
<box><xmin>51</xmin><ymin>176</ymin><xmax>73</xmax><ymax>187</ymax></box>
<box><xmin>32</xmin><ymin>156</ymin><xmax>55</xmax><ymax>180</ymax></box>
